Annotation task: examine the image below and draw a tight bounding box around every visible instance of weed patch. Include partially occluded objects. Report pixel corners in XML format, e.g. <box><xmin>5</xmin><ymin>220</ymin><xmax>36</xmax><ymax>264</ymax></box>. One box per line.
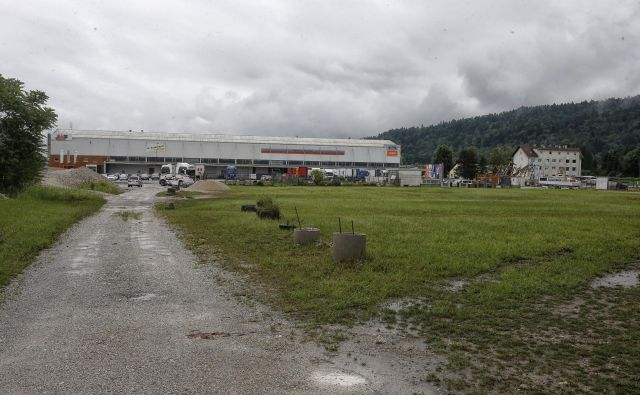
<box><xmin>0</xmin><ymin>186</ymin><xmax>104</xmax><ymax>288</ymax></box>
<box><xmin>80</xmin><ymin>180</ymin><xmax>122</xmax><ymax>195</ymax></box>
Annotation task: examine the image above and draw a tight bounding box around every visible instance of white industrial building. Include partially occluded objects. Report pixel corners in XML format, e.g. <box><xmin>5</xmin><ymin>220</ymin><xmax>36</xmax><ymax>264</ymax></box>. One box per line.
<box><xmin>512</xmin><ymin>144</ymin><xmax>582</xmax><ymax>179</ymax></box>
<box><xmin>48</xmin><ymin>129</ymin><xmax>401</xmax><ymax>179</ymax></box>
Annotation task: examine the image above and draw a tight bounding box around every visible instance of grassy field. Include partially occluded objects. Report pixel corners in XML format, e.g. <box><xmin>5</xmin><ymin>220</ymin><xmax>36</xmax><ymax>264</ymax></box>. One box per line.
<box><xmin>0</xmin><ymin>186</ymin><xmax>105</xmax><ymax>289</ymax></box>
<box><xmin>79</xmin><ymin>179</ymin><xmax>123</xmax><ymax>195</ymax></box>
<box><xmin>158</xmin><ymin>186</ymin><xmax>640</xmax><ymax>393</ymax></box>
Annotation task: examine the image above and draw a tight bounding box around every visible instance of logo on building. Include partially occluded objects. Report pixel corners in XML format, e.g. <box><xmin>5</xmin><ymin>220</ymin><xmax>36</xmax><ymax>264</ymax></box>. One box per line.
<box><xmin>385</xmin><ymin>145</ymin><xmax>399</xmax><ymax>157</ymax></box>
<box><xmin>55</xmin><ymin>133</ymin><xmax>72</xmax><ymax>141</ymax></box>
<box><xmin>146</xmin><ymin>143</ymin><xmax>166</xmax><ymax>153</ymax></box>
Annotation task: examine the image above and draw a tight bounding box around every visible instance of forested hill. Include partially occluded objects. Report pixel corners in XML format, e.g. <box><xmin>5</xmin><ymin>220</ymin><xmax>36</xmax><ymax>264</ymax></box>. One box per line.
<box><xmin>373</xmin><ymin>96</ymin><xmax>640</xmax><ymax>170</ymax></box>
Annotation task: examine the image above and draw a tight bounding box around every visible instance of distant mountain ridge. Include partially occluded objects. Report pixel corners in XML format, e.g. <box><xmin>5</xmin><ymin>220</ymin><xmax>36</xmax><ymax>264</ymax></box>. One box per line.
<box><xmin>373</xmin><ymin>96</ymin><xmax>640</xmax><ymax>170</ymax></box>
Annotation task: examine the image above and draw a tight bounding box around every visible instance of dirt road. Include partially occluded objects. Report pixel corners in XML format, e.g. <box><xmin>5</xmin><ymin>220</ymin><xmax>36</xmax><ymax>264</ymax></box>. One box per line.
<box><xmin>0</xmin><ymin>183</ymin><xmax>436</xmax><ymax>394</ymax></box>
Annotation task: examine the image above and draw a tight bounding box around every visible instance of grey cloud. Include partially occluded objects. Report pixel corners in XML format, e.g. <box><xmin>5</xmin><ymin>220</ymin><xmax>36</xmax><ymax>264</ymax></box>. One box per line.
<box><xmin>1</xmin><ymin>0</ymin><xmax>639</xmax><ymax>138</ymax></box>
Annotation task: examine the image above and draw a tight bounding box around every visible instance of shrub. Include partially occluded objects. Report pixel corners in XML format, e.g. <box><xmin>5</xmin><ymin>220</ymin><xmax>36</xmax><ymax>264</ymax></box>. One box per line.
<box><xmin>256</xmin><ymin>197</ymin><xmax>280</xmax><ymax>219</ymax></box>
<box><xmin>19</xmin><ymin>185</ymin><xmax>102</xmax><ymax>202</ymax></box>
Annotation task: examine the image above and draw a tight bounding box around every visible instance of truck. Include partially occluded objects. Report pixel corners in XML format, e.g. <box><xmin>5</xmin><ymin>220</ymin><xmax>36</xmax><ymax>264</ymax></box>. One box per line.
<box><xmin>538</xmin><ymin>176</ymin><xmax>581</xmax><ymax>189</ymax></box>
<box><xmin>159</xmin><ymin>162</ymin><xmax>192</xmax><ymax>186</ymax></box>
<box><xmin>225</xmin><ymin>165</ymin><xmax>237</xmax><ymax>180</ymax></box>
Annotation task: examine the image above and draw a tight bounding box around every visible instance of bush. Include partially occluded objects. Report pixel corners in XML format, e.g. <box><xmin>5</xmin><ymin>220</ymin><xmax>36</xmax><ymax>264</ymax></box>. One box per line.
<box><xmin>80</xmin><ymin>180</ymin><xmax>122</xmax><ymax>195</ymax></box>
<box><xmin>256</xmin><ymin>197</ymin><xmax>280</xmax><ymax>219</ymax></box>
<box><xmin>19</xmin><ymin>185</ymin><xmax>103</xmax><ymax>202</ymax></box>
<box><xmin>311</xmin><ymin>169</ymin><xmax>324</xmax><ymax>185</ymax></box>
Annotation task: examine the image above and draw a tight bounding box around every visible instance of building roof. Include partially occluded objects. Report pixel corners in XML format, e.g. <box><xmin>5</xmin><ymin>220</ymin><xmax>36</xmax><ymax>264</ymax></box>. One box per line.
<box><xmin>516</xmin><ymin>144</ymin><xmax>538</xmax><ymax>158</ymax></box>
<box><xmin>53</xmin><ymin>129</ymin><xmax>397</xmax><ymax>148</ymax></box>
<box><xmin>514</xmin><ymin>144</ymin><xmax>582</xmax><ymax>157</ymax></box>
<box><xmin>533</xmin><ymin>145</ymin><xmax>581</xmax><ymax>153</ymax></box>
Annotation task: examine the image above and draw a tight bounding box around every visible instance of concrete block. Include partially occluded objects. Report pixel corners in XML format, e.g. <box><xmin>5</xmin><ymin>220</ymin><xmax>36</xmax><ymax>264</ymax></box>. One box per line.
<box><xmin>293</xmin><ymin>227</ymin><xmax>320</xmax><ymax>245</ymax></box>
<box><xmin>332</xmin><ymin>232</ymin><xmax>366</xmax><ymax>263</ymax></box>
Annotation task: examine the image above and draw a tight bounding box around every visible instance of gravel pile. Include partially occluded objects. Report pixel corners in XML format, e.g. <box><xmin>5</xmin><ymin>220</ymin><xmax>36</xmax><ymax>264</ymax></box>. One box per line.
<box><xmin>188</xmin><ymin>180</ymin><xmax>230</xmax><ymax>192</ymax></box>
<box><xmin>41</xmin><ymin>167</ymin><xmax>112</xmax><ymax>188</ymax></box>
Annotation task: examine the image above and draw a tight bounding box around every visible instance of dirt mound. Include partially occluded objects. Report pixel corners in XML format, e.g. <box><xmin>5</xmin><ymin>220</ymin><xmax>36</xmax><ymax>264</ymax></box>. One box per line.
<box><xmin>42</xmin><ymin>167</ymin><xmax>111</xmax><ymax>188</ymax></box>
<box><xmin>188</xmin><ymin>180</ymin><xmax>230</xmax><ymax>192</ymax></box>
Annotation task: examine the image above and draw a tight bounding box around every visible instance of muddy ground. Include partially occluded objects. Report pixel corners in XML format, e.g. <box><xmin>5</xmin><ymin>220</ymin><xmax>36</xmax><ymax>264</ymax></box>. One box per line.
<box><xmin>0</xmin><ymin>183</ymin><xmax>439</xmax><ymax>394</ymax></box>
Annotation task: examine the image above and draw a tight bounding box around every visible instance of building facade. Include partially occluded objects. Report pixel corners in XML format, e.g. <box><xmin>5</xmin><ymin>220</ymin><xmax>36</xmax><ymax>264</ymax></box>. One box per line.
<box><xmin>512</xmin><ymin>144</ymin><xmax>582</xmax><ymax>178</ymax></box>
<box><xmin>48</xmin><ymin>129</ymin><xmax>401</xmax><ymax>178</ymax></box>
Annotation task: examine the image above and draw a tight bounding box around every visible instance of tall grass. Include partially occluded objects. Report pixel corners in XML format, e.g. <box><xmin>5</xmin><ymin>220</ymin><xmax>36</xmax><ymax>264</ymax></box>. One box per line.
<box><xmin>79</xmin><ymin>180</ymin><xmax>123</xmax><ymax>195</ymax></box>
<box><xmin>0</xmin><ymin>186</ymin><xmax>104</xmax><ymax>288</ymax></box>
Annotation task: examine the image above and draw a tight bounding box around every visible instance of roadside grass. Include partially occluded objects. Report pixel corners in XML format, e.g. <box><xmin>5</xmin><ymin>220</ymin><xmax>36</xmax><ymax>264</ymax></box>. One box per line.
<box><xmin>157</xmin><ymin>186</ymin><xmax>640</xmax><ymax>392</ymax></box>
<box><xmin>80</xmin><ymin>179</ymin><xmax>123</xmax><ymax>195</ymax></box>
<box><xmin>0</xmin><ymin>186</ymin><xmax>105</xmax><ymax>289</ymax></box>
<box><xmin>156</xmin><ymin>190</ymin><xmax>205</xmax><ymax>198</ymax></box>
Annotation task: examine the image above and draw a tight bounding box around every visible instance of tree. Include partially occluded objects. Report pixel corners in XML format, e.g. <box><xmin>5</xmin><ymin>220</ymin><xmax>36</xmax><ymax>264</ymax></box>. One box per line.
<box><xmin>478</xmin><ymin>155</ymin><xmax>488</xmax><ymax>175</ymax></box>
<box><xmin>457</xmin><ymin>146</ymin><xmax>479</xmax><ymax>179</ymax></box>
<box><xmin>622</xmin><ymin>146</ymin><xmax>640</xmax><ymax>177</ymax></box>
<box><xmin>0</xmin><ymin>75</ymin><xmax>57</xmax><ymax>193</ymax></box>
<box><xmin>432</xmin><ymin>144</ymin><xmax>454</xmax><ymax>176</ymax></box>
<box><xmin>580</xmin><ymin>147</ymin><xmax>597</xmax><ymax>175</ymax></box>
<box><xmin>310</xmin><ymin>169</ymin><xmax>324</xmax><ymax>185</ymax></box>
<box><xmin>601</xmin><ymin>149</ymin><xmax>620</xmax><ymax>176</ymax></box>
<box><xmin>489</xmin><ymin>145</ymin><xmax>514</xmax><ymax>166</ymax></box>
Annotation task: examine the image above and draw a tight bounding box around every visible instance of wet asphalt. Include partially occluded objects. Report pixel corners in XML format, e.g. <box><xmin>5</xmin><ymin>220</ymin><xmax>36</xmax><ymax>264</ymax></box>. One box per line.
<box><xmin>0</xmin><ymin>183</ymin><xmax>436</xmax><ymax>394</ymax></box>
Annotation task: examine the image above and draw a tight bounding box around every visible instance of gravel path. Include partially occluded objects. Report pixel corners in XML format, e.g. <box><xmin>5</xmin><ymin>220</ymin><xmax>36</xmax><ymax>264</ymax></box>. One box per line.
<box><xmin>0</xmin><ymin>183</ymin><xmax>436</xmax><ymax>394</ymax></box>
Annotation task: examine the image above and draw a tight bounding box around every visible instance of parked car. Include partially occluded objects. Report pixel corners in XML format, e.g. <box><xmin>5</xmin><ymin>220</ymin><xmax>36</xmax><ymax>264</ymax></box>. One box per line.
<box><xmin>150</xmin><ymin>173</ymin><xmax>159</xmax><ymax>180</ymax></box>
<box><xmin>169</xmin><ymin>175</ymin><xmax>195</xmax><ymax>187</ymax></box>
<box><xmin>127</xmin><ymin>175</ymin><xmax>142</xmax><ymax>187</ymax></box>
<box><xmin>260</xmin><ymin>174</ymin><xmax>273</xmax><ymax>181</ymax></box>
<box><xmin>118</xmin><ymin>173</ymin><xmax>129</xmax><ymax>181</ymax></box>
<box><xmin>140</xmin><ymin>173</ymin><xmax>150</xmax><ymax>180</ymax></box>
<box><xmin>107</xmin><ymin>174</ymin><xmax>118</xmax><ymax>181</ymax></box>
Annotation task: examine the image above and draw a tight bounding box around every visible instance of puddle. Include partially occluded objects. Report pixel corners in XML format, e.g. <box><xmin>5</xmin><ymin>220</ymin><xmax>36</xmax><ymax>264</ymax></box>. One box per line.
<box><xmin>312</xmin><ymin>371</ymin><xmax>366</xmax><ymax>387</ymax></box>
<box><xmin>445</xmin><ymin>280</ymin><xmax>467</xmax><ymax>292</ymax></box>
<box><xmin>591</xmin><ymin>270</ymin><xmax>640</xmax><ymax>288</ymax></box>
<box><xmin>187</xmin><ymin>330</ymin><xmax>247</xmax><ymax>339</ymax></box>
<box><xmin>383</xmin><ymin>298</ymin><xmax>422</xmax><ymax>313</ymax></box>
<box><xmin>130</xmin><ymin>293</ymin><xmax>157</xmax><ymax>301</ymax></box>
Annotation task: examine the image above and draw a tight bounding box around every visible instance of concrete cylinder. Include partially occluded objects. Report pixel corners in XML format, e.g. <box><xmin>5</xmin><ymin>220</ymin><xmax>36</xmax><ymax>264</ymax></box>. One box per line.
<box><xmin>332</xmin><ymin>232</ymin><xmax>367</xmax><ymax>263</ymax></box>
<box><xmin>293</xmin><ymin>227</ymin><xmax>320</xmax><ymax>245</ymax></box>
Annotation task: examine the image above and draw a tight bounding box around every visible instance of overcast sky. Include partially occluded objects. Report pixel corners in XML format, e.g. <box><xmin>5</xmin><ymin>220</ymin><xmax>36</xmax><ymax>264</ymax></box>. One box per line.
<box><xmin>2</xmin><ymin>1</ymin><xmax>639</xmax><ymax>138</ymax></box>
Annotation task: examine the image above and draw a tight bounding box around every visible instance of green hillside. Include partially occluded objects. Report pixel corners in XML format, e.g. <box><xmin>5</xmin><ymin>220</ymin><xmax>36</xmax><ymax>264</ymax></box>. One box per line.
<box><xmin>374</xmin><ymin>96</ymin><xmax>640</xmax><ymax>176</ymax></box>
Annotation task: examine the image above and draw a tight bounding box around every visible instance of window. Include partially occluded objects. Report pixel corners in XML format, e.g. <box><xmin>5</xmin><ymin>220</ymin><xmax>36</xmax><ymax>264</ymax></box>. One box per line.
<box><xmin>572</xmin><ymin>167</ymin><xmax>576</xmax><ymax>171</ymax></box>
<box><xmin>566</xmin><ymin>159</ymin><xmax>570</xmax><ymax>163</ymax></box>
<box><xmin>552</xmin><ymin>166</ymin><xmax>556</xmax><ymax>169</ymax></box>
<box><xmin>236</xmin><ymin>159</ymin><xmax>252</xmax><ymax>164</ymax></box>
<box><xmin>546</xmin><ymin>158</ymin><xmax>549</xmax><ymax>162</ymax></box>
<box><xmin>572</xmin><ymin>159</ymin><xmax>576</xmax><ymax>163</ymax></box>
<box><xmin>552</xmin><ymin>159</ymin><xmax>556</xmax><ymax>162</ymax></box>
<box><xmin>219</xmin><ymin>158</ymin><xmax>235</xmax><ymax>164</ymax></box>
